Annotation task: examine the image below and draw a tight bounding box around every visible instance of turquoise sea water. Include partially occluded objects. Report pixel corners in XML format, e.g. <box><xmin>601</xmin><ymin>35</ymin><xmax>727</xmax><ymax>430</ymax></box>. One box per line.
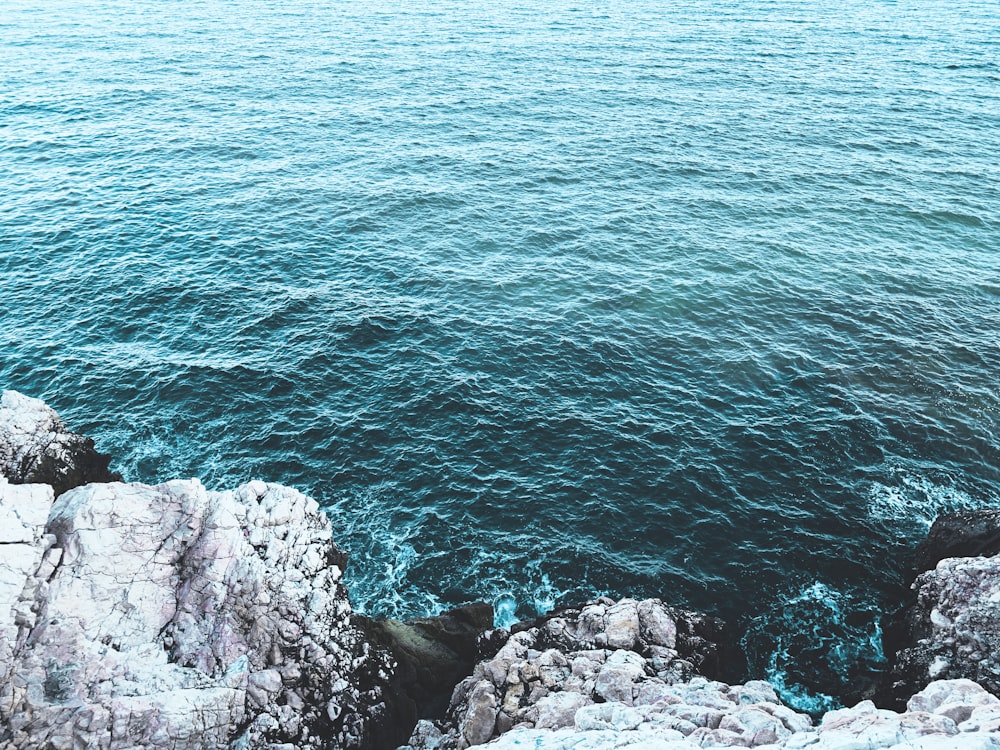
<box><xmin>2</xmin><ymin>0</ymin><xmax>999</xmax><ymax>709</ymax></box>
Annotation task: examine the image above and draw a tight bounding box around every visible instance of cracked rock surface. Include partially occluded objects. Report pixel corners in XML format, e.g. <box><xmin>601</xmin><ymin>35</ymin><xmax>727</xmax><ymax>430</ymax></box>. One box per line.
<box><xmin>0</xmin><ymin>477</ymin><xmax>400</xmax><ymax>749</ymax></box>
<box><xmin>0</xmin><ymin>390</ymin><xmax>120</xmax><ymax>496</ymax></box>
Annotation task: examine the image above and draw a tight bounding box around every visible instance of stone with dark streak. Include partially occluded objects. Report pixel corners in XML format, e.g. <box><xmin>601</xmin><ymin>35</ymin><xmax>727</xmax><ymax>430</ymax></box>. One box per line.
<box><xmin>0</xmin><ymin>390</ymin><xmax>120</xmax><ymax>496</ymax></box>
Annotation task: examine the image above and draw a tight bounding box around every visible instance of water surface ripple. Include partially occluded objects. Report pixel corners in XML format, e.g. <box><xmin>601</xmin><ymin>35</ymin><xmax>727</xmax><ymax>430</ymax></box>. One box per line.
<box><xmin>2</xmin><ymin>0</ymin><xmax>999</xmax><ymax>708</ymax></box>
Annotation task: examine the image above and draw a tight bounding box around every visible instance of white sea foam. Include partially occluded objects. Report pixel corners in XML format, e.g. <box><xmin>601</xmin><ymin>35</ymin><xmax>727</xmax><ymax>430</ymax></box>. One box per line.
<box><xmin>867</xmin><ymin>471</ymin><xmax>986</xmax><ymax>530</ymax></box>
<box><xmin>493</xmin><ymin>592</ymin><xmax>519</xmax><ymax>629</ymax></box>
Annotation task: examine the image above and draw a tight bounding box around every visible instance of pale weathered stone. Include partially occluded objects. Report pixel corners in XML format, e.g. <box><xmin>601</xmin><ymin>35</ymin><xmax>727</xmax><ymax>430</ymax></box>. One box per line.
<box><xmin>575</xmin><ymin>702</ymin><xmax>643</xmax><ymax>731</ymax></box>
<box><xmin>0</xmin><ymin>478</ymin><xmax>399</xmax><ymax>750</ymax></box>
<box><xmin>535</xmin><ymin>691</ymin><xmax>590</xmax><ymax>729</ymax></box>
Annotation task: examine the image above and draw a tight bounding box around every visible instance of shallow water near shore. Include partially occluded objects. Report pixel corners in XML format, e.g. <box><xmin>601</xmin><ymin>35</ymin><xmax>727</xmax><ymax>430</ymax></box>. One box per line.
<box><xmin>2</xmin><ymin>0</ymin><xmax>999</xmax><ymax>710</ymax></box>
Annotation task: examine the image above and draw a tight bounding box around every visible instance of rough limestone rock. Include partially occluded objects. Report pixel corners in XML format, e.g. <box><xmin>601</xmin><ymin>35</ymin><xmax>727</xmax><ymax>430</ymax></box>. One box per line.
<box><xmin>0</xmin><ymin>477</ymin><xmax>404</xmax><ymax>750</ymax></box>
<box><xmin>0</xmin><ymin>390</ymin><xmax>120</xmax><ymax>496</ymax></box>
<box><xmin>0</xmin><ymin>477</ymin><xmax>55</xmax><ymax>702</ymax></box>
<box><xmin>422</xmin><ymin>679</ymin><xmax>1000</xmax><ymax>750</ymax></box>
<box><xmin>882</xmin><ymin>553</ymin><xmax>1000</xmax><ymax>706</ymax></box>
<box><xmin>406</xmin><ymin>597</ymin><xmax>730</xmax><ymax>749</ymax></box>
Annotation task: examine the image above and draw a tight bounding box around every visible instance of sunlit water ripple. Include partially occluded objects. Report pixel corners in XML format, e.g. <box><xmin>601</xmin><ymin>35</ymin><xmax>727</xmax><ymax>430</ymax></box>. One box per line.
<box><xmin>2</xmin><ymin>0</ymin><xmax>998</xmax><ymax>709</ymax></box>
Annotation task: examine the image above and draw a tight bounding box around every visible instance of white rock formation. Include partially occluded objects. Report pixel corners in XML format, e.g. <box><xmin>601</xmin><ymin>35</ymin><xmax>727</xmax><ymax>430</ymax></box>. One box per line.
<box><xmin>407</xmin><ymin>598</ymin><xmax>731</xmax><ymax>749</ymax></box>
<box><xmin>0</xmin><ymin>477</ymin><xmax>398</xmax><ymax>749</ymax></box>
<box><xmin>0</xmin><ymin>477</ymin><xmax>56</xmax><ymax>702</ymax></box>
<box><xmin>405</xmin><ymin>597</ymin><xmax>1000</xmax><ymax>750</ymax></box>
<box><xmin>411</xmin><ymin>672</ymin><xmax>1000</xmax><ymax>750</ymax></box>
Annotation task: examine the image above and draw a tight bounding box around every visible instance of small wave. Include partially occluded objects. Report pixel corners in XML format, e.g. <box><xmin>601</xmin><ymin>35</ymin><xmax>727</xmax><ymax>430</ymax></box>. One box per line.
<box><xmin>492</xmin><ymin>570</ymin><xmax>571</xmax><ymax>628</ymax></box>
<box><xmin>325</xmin><ymin>485</ymin><xmax>444</xmax><ymax>620</ymax></box>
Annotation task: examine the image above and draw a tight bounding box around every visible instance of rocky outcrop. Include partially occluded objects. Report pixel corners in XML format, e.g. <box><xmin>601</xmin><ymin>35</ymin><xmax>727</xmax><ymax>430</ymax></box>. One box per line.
<box><xmin>0</xmin><ymin>476</ymin><xmax>407</xmax><ymax>749</ymax></box>
<box><xmin>0</xmin><ymin>390</ymin><xmax>120</xmax><ymax>496</ymax></box>
<box><xmin>881</xmin><ymin>553</ymin><xmax>1000</xmax><ymax>709</ymax></box>
<box><xmin>406</xmin><ymin>597</ymin><xmax>729</xmax><ymax>749</ymax></box>
<box><xmin>405</xmin><ymin>597</ymin><xmax>1000</xmax><ymax>750</ymax></box>
<box><xmin>7</xmin><ymin>390</ymin><xmax>1000</xmax><ymax>750</ymax></box>
<box><xmin>914</xmin><ymin>509</ymin><xmax>1000</xmax><ymax>575</ymax></box>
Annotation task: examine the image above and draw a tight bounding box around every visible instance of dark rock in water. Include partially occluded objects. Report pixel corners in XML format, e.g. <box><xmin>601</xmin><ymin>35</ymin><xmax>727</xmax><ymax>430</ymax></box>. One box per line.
<box><xmin>914</xmin><ymin>509</ymin><xmax>1000</xmax><ymax>574</ymax></box>
<box><xmin>355</xmin><ymin>601</ymin><xmax>494</xmax><ymax>728</ymax></box>
<box><xmin>675</xmin><ymin>607</ymin><xmax>729</xmax><ymax>681</ymax></box>
<box><xmin>0</xmin><ymin>390</ymin><xmax>121</xmax><ymax>495</ymax></box>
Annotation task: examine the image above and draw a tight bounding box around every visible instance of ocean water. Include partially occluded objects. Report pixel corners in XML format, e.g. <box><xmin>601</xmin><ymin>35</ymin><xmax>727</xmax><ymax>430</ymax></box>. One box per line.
<box><xmin>2</xmin><ymin>0</ymin><xmax>999</xmax><ymax>709</ymax></box>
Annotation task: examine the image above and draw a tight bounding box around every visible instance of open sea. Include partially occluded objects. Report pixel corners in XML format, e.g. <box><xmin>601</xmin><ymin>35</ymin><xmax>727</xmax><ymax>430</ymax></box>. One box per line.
<box><xmin>2</xmin><ymin>0</ymin><xmax>998</xmax><ymax>711</ymax></box>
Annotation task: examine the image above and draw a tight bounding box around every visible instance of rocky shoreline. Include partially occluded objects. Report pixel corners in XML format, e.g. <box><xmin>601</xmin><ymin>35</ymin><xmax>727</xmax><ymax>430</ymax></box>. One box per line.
<box><xmin>2</xmin><ymin>390</ymin><xmax>999</xmax><ymax>749</ymax></box>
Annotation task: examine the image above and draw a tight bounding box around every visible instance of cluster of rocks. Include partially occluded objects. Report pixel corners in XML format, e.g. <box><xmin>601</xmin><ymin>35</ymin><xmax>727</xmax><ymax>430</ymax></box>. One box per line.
<box><xmin>466</xmin><ymin>678</ymin><xmax>1000</xmax><ymax>750</ymax></box>
<box><xmin>4</xmin><ymin>389</ymin><xmax>1000</xmax><ymax>750</ymax></box>
<box><xmin>407</xmin><ymin>598</ymin><xmax>728</xmax><ymax>749</ymax></box>
<box><xmin>404</xmin><ymin>601</ymin><xmax>1000</xmax><ymax>750</ymax></box>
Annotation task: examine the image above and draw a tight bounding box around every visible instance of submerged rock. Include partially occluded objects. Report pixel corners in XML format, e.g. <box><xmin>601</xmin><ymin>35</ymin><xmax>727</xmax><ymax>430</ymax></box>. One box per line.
<box><xmin>0</xmin><ymin>390</ymin><xmax>120</xmax><ymax>496</ymax></box>
<box><xmin>357</xmin><ymin>601</ymin><xmax>494</xmax><ymax>721</ymax></box>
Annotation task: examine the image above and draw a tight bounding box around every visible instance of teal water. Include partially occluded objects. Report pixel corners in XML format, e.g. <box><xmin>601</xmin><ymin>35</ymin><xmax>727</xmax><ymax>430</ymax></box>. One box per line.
<box><xmin>2</xmin><ymin>0</ymin><xmax>999</xmax><ymax>709</ymax></box>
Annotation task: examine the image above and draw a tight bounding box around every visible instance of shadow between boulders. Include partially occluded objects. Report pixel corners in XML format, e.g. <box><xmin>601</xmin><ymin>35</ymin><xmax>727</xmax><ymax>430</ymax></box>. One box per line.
<box><xmin>353</xmin><ymin>601</ymin><xmax>495</xmax><ymax>746</ymax></box>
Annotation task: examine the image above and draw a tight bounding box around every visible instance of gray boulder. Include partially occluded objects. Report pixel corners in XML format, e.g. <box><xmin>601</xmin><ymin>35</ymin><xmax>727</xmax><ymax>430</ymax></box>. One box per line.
<box><xmin>880</xmin><ymin>506</ymin><xmax>1000</xmax><ymax>708</ymax></box>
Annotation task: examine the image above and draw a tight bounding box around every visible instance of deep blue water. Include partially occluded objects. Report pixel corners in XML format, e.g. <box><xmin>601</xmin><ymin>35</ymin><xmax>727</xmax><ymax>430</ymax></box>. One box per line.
<box><xmin>2</xmin><ymin>0</ymin><xmax>999</xmax><ymax>710</ymax></box>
